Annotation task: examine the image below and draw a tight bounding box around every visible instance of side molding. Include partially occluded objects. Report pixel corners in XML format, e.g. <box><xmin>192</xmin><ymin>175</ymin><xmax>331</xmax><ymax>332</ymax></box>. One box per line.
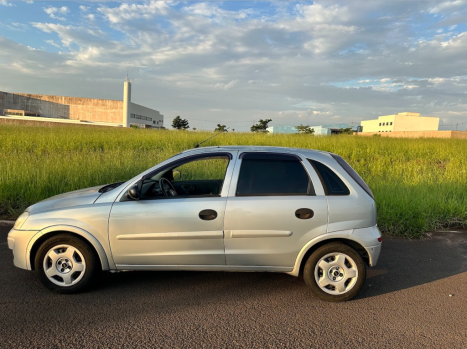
<box><xmin>229</xmin><ymin>230</ymin><xmax>293</xmax><ymax>238</ymax></box>
<box><xmin>117</xmin><ymin>231</ymin><xmax>223</xmax><ymax>240</ymax></box>
<box><xmin>26</xmin><ymin>225</ymin><xmax>111</xmax><ymax>271</ymax></box>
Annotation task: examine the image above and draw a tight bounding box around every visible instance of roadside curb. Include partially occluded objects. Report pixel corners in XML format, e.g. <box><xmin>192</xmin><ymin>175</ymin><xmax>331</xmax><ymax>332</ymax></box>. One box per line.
<box><xmin>0</xmin><ymin>220</ymin><xmax>14</xmax><ymax>225</ymax></box>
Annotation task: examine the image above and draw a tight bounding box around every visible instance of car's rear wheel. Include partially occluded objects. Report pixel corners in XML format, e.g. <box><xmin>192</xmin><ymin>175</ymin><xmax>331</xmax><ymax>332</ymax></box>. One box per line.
<box><xmin>35</xmin><ymin>234</ymin><xmax>98</xmax><ymax>293</ymax></box>
<box><xmin>303</xmin><ymin>242</ymin><xmax>366</xmax><ymax>302</ymax></box>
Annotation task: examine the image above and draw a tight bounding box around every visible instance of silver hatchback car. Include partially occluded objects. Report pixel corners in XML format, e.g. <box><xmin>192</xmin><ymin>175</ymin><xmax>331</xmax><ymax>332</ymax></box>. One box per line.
<box><xmin>8</xmin><ymin>146</ymin><xmax>381</xmax><ymax>302</ymax></box>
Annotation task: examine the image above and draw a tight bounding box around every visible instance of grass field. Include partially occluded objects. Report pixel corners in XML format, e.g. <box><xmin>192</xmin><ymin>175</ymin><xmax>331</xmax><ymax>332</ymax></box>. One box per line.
<box><xmin>1</xmin><ymin>120</ymin><xmax>467</xmax><ymax>237</ymax></box>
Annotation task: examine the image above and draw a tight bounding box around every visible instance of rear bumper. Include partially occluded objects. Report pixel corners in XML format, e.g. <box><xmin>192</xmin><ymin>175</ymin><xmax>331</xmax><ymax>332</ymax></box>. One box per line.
<box><xmin>364</xmin><ymin>244</ymin><xmax>382</xmax><ymax>267</ymax></box>
<box><xmin>7</xmin><ymin>228</ymin><xmax>38</xmax><ymax>270</ymax></box>
<box><xmin>352</xmin><ymin>225</ymin><xmax>382</xmax><ymax>267</ymax></box>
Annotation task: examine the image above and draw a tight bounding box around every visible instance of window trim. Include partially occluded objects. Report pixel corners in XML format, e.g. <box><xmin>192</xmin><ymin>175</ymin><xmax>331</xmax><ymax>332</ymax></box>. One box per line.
<box><xmin>235</xmin><ymin>152</ymin><xmax>315</xmax><ymax>197</ymax></box>
<box><xmin>142</xmin><ymin>152</ymin><xmax>233</xmax><ymax>181</ymax></box>
<box><xmin>127</xmin><ymin>152</ymin><xmax>233</xmax><ymax>201</ymax></box>
<box><xmin>238</xmin><ymin>151</ymin><xmax>302</xmax><ymax>161</ymax></box>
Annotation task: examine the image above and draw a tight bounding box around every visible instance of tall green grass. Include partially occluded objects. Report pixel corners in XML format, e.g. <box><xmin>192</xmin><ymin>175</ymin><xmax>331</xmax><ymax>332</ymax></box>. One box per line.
<box><xmin>1</xmin><ymin>121</ymin><xmax>467</xmax><ymax>237</ymax></box>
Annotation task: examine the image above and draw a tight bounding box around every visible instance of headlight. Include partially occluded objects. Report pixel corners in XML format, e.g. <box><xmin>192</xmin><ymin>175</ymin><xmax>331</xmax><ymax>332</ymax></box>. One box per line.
<box><xmin>14</xmin><ymin>212</ymin><xmax>29</xmax><ymax>230</ymax></box>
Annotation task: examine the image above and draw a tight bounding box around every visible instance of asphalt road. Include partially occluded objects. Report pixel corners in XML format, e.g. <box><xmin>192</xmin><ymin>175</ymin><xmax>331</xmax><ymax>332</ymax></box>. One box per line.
<box><xmin>1</xmin><ymin>222</ymin><xmax>467</xmax><ymax>348</ymax></box>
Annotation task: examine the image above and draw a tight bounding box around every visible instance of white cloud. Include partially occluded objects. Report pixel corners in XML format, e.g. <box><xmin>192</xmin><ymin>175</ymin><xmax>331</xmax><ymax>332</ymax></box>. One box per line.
<box><xmin>0</xmin><ymin>0</ymin><xmax>12</xmax><ymax>6</ymax></box>
<box><xmin>296</xmin><ymin>3</ymin><xmax>351</xmax><ymax>24</ymax></box>
<box><xmin>45</xmin><ymin>40</ymin><xmax>60</xmax><ymax>48</ymax></box>
<box><xmin>43</xmin><ymin>6</ymin><xmax>69</xmax><ymax>21</ymax></box>
<box><xmin>98</xmin><ymin>1</ymin><xmax>169</xmax><ymax>24</ymax></box>
<box><xmin>429</xmin><ymin>1</ymin><xmax>467</xmax><ymax>14</ymax></box>
<box><xmin>33</xmin><ymin>22</ymin><xmax>110</xmax><ymax>53</ymax></box>
<box><xmin>183</xmin><ymin>2</ymin><xmax>252</xmax><ymax>22</ymax></box>
<box><xmin>0</xmin><ymin>22</ymin><xmax>28</xmax><ymax>31</ymax></box>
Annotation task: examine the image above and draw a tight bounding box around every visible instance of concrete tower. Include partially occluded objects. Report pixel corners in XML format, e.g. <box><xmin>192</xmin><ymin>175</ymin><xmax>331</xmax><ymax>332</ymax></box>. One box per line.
<box><xmin>122</xmin><ymin>79</ymin><xmax>131</xmax><ymax>127</ymax></box>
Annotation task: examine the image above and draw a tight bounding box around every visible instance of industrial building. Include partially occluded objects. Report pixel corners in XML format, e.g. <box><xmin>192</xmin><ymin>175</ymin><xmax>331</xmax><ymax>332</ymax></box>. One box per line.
<box><xmin>0</xmin><ymin>80</ymin><xmax>163</xmax><ymax>128</ymax></box>
<box><xmin>360</xmin><ymin>112</ymin><xmax>438</xmax><ymax>133</ymax></box>
<box><xmin>267</xmin><ymin>123</ymin><xmax>357</xmax><ymax>135</ymax></box>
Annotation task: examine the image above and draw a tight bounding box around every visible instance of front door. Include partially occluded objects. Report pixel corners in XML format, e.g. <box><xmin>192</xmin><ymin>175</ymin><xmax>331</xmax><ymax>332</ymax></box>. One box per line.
<box><xmin>224</xmin><ymin>152</ymin><xmax>328</xmax><ymax>268</ymax></box>
<box><xmin>108</xmin><ymin>152</ymin><xmax>236</xmax><ymax>267</ymax></box>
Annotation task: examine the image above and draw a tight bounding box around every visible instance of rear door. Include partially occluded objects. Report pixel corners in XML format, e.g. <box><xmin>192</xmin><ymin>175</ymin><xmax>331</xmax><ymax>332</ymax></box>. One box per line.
<box><xmin>223</xmin><ymin>152</ymin><xmax>328</xmax><ymax>268</ymax></box>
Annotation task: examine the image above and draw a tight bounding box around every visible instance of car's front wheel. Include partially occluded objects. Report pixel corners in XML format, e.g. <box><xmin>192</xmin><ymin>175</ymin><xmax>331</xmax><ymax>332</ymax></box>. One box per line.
<box><xmin>303</xmin><ymin>242</ymin><xmax>366</xmax><ymax>302</ymax></box>
<box><xmin>35</xmin><ymin>234</ymin><xmax>98</xmax><ymax>293</ymax></box>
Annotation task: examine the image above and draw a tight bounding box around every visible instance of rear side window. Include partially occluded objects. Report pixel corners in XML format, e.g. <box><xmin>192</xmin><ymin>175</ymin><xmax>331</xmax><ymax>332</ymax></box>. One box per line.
<box><xmin>308</xmin><ymin>160</ymin><xmax>350</xmax><ymax>196</ymax></box>
<box><xmin>237</xmin><ymin>153</ymin><xmax>312</xmax><ymax>196</ymax></box>
<box><xmin>330</xmin><ymin>154</ymin><xmax>374</xmax><ymax>199</ymax></box>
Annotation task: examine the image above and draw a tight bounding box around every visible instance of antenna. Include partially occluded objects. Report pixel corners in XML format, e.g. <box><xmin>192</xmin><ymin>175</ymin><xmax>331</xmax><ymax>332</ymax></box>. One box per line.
<box><xmin>194</xmin><ymin>128</ymin><xmax>230</xmax><ymax>148</ymax></box>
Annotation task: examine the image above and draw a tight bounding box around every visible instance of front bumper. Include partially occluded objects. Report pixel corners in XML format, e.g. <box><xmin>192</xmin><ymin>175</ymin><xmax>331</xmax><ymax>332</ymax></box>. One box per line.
<box><xmin>352</xmin><ymin>225</ymin><xmax>382</xmax><ymax>267</ymax></box>
<box><xmin>7</xmin><ymin>228</ymin><xmax>38</xmax><ymax>270</ymax></box>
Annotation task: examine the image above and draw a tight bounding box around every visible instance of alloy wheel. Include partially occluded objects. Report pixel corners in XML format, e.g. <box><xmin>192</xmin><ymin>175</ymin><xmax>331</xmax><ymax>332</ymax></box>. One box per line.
<box><xmin>42</xmin><ymin>244</ymin><xmax>86</xmax><ymax>287</ymax></box>
<box><xmin>314</xmin><ymin>252</ymin><xmax>358</xmax><ymax>295</ymax></box>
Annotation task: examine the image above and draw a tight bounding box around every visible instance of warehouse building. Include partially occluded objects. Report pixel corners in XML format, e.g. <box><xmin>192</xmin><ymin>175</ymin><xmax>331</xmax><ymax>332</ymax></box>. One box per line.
<box><xmin>360</xmin><ymin>112</ymin><xmax>438</xmax><ymax>133</ymax></box>
<box><xmin>267</xmin><ymin>123</ymin><xmax>357</xmax><ymax>135</ymax></box>
<box><xmin>0</xmin><ymin>80</ymin><xmax>163</xmax><ymax>128</ymax></box>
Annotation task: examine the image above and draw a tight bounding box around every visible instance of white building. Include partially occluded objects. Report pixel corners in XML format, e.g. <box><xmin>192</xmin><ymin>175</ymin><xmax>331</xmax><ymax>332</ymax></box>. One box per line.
<box><xmin>360</xmin><ymin>112</ymin><xmax>439</xmax><ymax>133</ymax></box>
<box><xmin>0</xmin><ymin>81</ymin><xmax>164</xmax><ymax>128</ymax></box>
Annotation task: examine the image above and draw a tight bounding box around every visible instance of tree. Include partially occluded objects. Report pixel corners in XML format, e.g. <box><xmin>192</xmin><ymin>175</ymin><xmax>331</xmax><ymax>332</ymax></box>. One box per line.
<box><xmin>251</xmin><ymin>119</ymin><xmax>272</xmax><ymax>132</ymax></box>
<box><xmin>192</xmin><ymin>127</ymin><xmax>197</xmax><ymax>131</ymax></box>
<box><xmin>172</xmin><ymin>116</ymin><xmax>189</xmax><ymax>130</ymax></box>
<box><xmin>295</xmin><ymin>124</ymin><xmax>315</xmax><ymax>134</ymax></box>
<box><xmin>214</xmin><ymin>124</ymin><xmax>228</xmax><ymax>132</ymax></box>
<box><xmin>341</xmin><ymin>127</ymin><xmax>353</xmax><ymax>135</ymax></box>
<box><xmin>232</xmin><ymin>129</ymin><xmax>235</xmax><ymax>132</ymax></box>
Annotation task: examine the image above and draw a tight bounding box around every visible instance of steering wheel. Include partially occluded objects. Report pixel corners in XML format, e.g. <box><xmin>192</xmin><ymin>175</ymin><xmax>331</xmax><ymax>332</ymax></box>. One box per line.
<box><xmin>159</xmin><ymin>178</ymin><xmax>178</xmax><ymax>197</ymax></box>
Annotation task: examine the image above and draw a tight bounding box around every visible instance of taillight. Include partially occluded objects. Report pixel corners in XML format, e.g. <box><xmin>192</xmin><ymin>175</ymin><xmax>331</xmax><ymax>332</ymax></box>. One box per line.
<box><xmin>378</xmin><ymin>237</ymin><xmax>382</xmax><ymax>242</ymax></box>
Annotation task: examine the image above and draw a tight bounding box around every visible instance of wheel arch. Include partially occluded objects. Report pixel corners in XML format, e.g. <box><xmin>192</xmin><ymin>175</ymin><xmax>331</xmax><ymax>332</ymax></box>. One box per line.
<box><xmin>28</xmin><ymin>225</ymin><xmax>110</xmax><ymax>271</ymax></box>
<box><xmin>287</xmin><ymin>231</ymin><xmax>370</xmax><ymax>277</ymax></box>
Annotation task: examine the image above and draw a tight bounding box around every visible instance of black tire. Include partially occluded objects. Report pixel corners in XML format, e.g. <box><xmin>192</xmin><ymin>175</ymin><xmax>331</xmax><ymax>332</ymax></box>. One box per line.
<box><xmin>35</xmin><ymin>234</ymin><xmax>99</xmax><ymax>294</ymax></box>
<box><xmin>303</xmin><ymin>242</ymin><xmax>366</xmax><ymax>302</ymax></box>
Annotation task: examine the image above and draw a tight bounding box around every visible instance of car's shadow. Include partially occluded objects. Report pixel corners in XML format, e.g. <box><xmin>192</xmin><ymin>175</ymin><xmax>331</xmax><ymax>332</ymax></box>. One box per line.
<box><xmin>2</xmin><ymin>231</ymin><xmax>466</xmax><ymax>305</ymax></box>
<box><xmin>358</xmin><ymin>232</ymin><xmax>467</xmax><ymax>299</ymax></box>
<box><xmin>91</xmin><ymin>232</ymin><xmax>467</xmax><ymax>301</ymax></box>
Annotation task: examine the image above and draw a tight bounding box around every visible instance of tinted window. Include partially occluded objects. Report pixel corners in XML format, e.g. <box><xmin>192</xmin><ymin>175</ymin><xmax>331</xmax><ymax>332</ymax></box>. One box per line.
<box><xmin>308</xmin><ymin>160</ymin><xmax>350</xmax><ymax>195</ymax></box>
<box><xmin>330</xmin><ymin>154</ymin><xmax>374</xmax><ymax>199</ymax></box>
<box><xmin>237</xmin><ymin>153</ymin><xmax>311</xmax><ymax>196</ymax></box>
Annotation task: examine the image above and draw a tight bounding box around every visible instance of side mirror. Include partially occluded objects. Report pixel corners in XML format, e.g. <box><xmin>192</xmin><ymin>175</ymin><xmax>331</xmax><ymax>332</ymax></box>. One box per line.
<box><xmin>172</xmin><ymin>170</ymin><xmax>182</xmax><ymax>180</ymax></box>
<box><xmin>128</xmin><ymin>184</ymin><xmax>140</xmax><ymax>200</ymax></box>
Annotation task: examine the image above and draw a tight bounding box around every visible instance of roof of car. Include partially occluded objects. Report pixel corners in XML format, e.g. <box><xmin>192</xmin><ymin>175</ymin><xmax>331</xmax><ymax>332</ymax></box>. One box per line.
<box><xmin>181</xmin><ymin>146</ymin><xmax>331</xmax><ymax>157</ymax></box>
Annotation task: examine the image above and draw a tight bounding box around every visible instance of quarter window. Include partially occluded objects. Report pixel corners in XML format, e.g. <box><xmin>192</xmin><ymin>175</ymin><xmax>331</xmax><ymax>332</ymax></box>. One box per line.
<box><xmin>236</xmin><ymin>153</ymin><xmax>312</xmax><ymax>196</ymax></box>
<box><xmin>330</xmin><ymin>154</ymin><xmax>374</xmax><ymax>198</ymax></box>
<box><xmin>308</xmin><ymin>160</ymin><xmax>350</xmax><ymax>195</ymax></box>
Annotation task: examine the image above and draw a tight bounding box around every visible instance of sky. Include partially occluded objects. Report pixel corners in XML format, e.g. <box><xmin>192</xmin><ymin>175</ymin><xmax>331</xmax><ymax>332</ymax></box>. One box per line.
<box><xmin>0</xmin><ymin>1</ymin><xmax>467</xmax><ymax>131</ymax></box>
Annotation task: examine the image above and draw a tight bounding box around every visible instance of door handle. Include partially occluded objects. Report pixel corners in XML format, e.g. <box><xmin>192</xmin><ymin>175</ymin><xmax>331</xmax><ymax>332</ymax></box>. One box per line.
<box><xmin>199</xmin><ymin>209</ymin><xmax>218</xmax><ymax>221</ymax></box>
<box><xmin>295</xmin><ymin>208</ymin><xmax>314</xmax><ymax>220</ymax></box>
